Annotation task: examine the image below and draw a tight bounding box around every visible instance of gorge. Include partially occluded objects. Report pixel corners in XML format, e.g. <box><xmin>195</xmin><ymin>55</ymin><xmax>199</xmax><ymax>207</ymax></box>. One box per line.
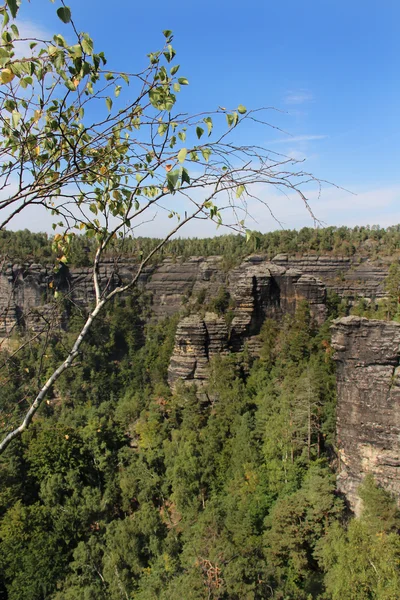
<box><xmin>0</xmin><ymin>250</ymin><xmax>398</xmax><ymax>514</ymax></box>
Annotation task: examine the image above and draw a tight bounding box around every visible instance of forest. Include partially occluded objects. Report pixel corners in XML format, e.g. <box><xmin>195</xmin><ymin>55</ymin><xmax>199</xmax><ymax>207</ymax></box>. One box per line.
<box><xmin>2</xmin><ymin>224</ymin><xmax>400</xmax><ymax>267</ymax></box>
<box><xmin>0</xmin><ymin>256</ymin><xmax>399</xmax><ymax>599</ymax></box>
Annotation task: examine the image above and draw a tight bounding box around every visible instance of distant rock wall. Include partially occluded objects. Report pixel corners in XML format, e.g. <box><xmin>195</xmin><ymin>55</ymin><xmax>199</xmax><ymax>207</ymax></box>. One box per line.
<box><xmin>272</xmin><ymin>254</ymin><xmax>387</xmax><ymax>300</ymax></box>
<box><xmin>0</xmin><ymin>252</ymin><xmax>389</xmax><ymax>337</ymax></box>
<box><xmin>331</xmin><ymin>316</ymin><xmax>400</xmax><ymax>514</ymax></box>
<box><xmin>168</xmin><ymin>258</ymin><xmax>326</xmax><ymax>387</ymax></box>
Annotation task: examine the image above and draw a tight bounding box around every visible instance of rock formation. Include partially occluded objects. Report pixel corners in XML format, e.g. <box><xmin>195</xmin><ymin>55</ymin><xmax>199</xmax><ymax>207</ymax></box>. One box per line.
<box><xmin>331</xmin><ymin>316</ymin><xmax>400</xmax><ymax>514</ymax></box>
<box><xmin>168</xmin><ymin>258</ymin><xmax>327</xmax><ymax>386</ymax></box>
<box><xmin>168</xmin><ymin>313</ymin><xmax>229</xmax><ymax>387</ymax></box>
<box><xmin>0</xmin><ymin>251</ymin><xmax>390</xmax><ymax>337</ymax></box>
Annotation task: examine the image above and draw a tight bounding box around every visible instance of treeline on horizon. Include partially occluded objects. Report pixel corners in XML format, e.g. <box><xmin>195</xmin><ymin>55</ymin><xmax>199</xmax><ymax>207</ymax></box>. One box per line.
<box><xmin>2</xmin><ymin>224</ymin><xmax>400</xmax><ymax>267</ymax></box>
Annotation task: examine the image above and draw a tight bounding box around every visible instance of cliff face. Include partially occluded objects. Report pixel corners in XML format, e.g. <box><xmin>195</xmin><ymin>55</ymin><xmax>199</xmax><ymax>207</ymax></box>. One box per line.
<box><xmin>167</xmin><ymin>258</ymin><xmax>326</xmax><ymax>386</ymax></box>
<box><xmin>331</xmin><ymin>316</ymin><xmax>400</xmax><ymax>514</ymax></box>
<box><xmin>0</xmin><ymin>254</ymin><xmax>328</xmax><ymax>336</ymax></box>
<box><xmin>272</xmin><ymin>254</ymin><xmax>387</xmax><ymax>300</ymax></box>
<box><xmin>0</xmin><ymin>251</ymin><xmax>389</xmax><ymax>337</ymax></box>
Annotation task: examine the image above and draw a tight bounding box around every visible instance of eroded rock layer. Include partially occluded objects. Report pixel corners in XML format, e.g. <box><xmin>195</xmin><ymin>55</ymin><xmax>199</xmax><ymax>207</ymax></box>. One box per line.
<box><xmin>0</xmin><ymin>252</ymin><xmax>389</xmax><ymax>337</ymax></box>
<box><xmin>331</xmin><ymin>316</ymin><xmax>400</xmax><ymax>514</ymax></box>
<box><xmin>168</xmin><ymin>259</ymin><xmax>326</xmax><ymax>386</ymax></box>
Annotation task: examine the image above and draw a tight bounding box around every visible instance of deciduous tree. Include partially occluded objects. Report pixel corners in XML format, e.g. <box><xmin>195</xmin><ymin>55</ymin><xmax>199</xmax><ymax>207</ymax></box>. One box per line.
<box><xmin>0</xmin><ymin>0</ymin><xmax>324</xmax><ymax>451</ymax></box>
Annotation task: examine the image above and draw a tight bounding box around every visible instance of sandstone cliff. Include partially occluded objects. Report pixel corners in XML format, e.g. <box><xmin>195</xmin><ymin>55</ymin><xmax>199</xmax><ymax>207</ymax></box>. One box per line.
<box><xmin>331</xmin><ymin>316</ymin><xmax>400</xmax><ymax>514</ymax></box>
<box><xmin>0</xmin><ymin>251</ymin><xmax>389</xmax><ymax>337</ymax></box>
<box><xmin>168</xmin><ymin>258</ymin><xmax>326</xmax><ymax>386</ymax></box>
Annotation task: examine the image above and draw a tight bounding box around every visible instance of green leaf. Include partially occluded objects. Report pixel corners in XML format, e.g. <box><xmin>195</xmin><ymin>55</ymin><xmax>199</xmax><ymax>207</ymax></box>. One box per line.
<box><xmin>181</xmin><ymin>167</ymin><xmax>190</xmax><ymax>185</ymax></box>
<box><xmin>178</xmin><ymin>131</ymin><xmax>186</xmax><ymax>142</ymax></box>
<box><xmin>157</xmin><ymin>122</ymin><xmax>168</xmax><ymax>137</ymax></box>
<box><xmin>173</xmin><ymin>82</ymin><xmax>180</xmax><ymax>92</ymax></box>
<box><xmin>196</xmin><ymin>127</ymin><xmax>204</xmax><ymax>139</ymax></box>
<box><xmin>2</xmin><ymin>10</ymin><xmax>9</xmax><ymax>27</ymax></box>
<box><xmin>68</xmin><ymin>44</ymin><xmax>82</xmax><ymax>57</ymax></box>
<box><xmin>105</xmin><ymin>97</ymin><xmax>112</xmax><ymax>111</ymax></box>
<box><xmin>56</xmin><ymin>6</ymin><xmax>71</xmax><ymax>23</ymax></box>
<box><xmin>238</xmin><ymin>104</ymin><xmax>247</xmax><ymax>114</ymax></box>
<box><xmin>54</xmin><ymin>34</ymin><xmax>66</xmax><ymax>47</ymax></box>
<box><xmin>6</xmin><ymin>0</ymin><xmax>18</xmax><ymax>19</ymax></box>
<box><xmin>163</xmin><ymin>45</ymin><xmax>176</xmax><ymax>63</ymax></box>
<box><xmin>177</xmin><ymin>148</ymin><xmax>187</xmax><ymax>163</ymax></box>
<box><xmin>114</xmin><ymin>85</ymin><xmax>122</xmax><ymax>97</ymax></box>
<box><xmin>226</xmin><ymin>112</ymin><xmax>238</xmax><ymax>128</ymax></box>
<box><xmin>178</xmin><ymin>77</ymin><xmax>189</xmax><ymax>85</ymax></box>
<box><xmin>81</xmin><ymin>36</ymin><xmax>93</xmax><ymax>55</ymax></box>
<box><xmin>163</xmin><ymin>29</ymin><xmax>173</xmax><ymax>38</ymax></box>
<box><xmin>65</xmin><ymin>79</ymin><xmax>77</xmax><ymax>91</ymax></box>
<box><xmin>201</xmin><ymin>148</ymin><xmax>211</xmax><ymax>162</ymax></box>
<box><xmin>203</xmin><ymin>117</ymin><xmax>213</xmax><ymax>136</ymax></box>
<box><xmin>166</xmin><ymin>169</ymin><xmax>180</xmax><ymax>192</ymax></box>
<box><xmin>170</xmin><ymin>64</ymin><xmax>180</xmax><ymax>76</ymax></box>
<box><xmin>121</xmin><ymin>73</ymin><xmax>129</xmax><ymax>85</ymax></box>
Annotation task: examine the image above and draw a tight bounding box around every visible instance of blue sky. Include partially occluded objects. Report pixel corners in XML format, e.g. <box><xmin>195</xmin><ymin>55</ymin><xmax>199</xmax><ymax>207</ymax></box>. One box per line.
<box><xmin>12</xmin><ymin>0</ymin><xmax>400</xmax><ymax>235</ymax></box>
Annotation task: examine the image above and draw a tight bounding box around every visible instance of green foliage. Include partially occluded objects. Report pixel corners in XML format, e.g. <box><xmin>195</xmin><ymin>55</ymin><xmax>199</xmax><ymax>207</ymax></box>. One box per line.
<box><xmin>2</xmin><ymin>224</ymin><xmax>400</xmax><ymax>268</ymax></box>
<box><xmin>317</xmin><ymin>477</ymin><xmax>400</xmax><ymax>600</ymax></box>
<box><xmin>0</xmin><ymin>298</ymin><xmax>397</xmax><ymax>598</ymax></box>
<box><xmin>208</xmin><ymin>286</ymin><xmax>232</xmax><ymax>316</ymax></box>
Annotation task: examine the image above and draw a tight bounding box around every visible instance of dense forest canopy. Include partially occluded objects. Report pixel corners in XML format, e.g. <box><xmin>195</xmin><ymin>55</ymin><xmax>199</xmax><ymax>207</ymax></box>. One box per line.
<box><xmin>1</xmin><ymin>224</ymin><xmax>400</xmax><ymax>266</ymax></box>
<box><xmin>0</xmin><ymin>294</ymin><xmax>399</xmax><ymax>599</ymax></box>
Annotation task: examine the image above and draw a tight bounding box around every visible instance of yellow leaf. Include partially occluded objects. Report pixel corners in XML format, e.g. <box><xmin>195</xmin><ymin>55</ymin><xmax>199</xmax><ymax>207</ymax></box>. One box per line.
<box><xmin>0</xmin><ymin>69</ymin><xmax>15</xmax><ymax>84</ymax></box>
<box><xmin>100</xmin><ymin>165</ymin><xmax>107</xmax><ymax>175</ymax></box>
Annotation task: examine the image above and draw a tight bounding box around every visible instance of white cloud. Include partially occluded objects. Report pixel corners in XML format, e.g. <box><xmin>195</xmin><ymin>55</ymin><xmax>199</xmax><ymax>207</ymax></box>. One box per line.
<box><xmin>12</xmin><ymin>20</ymin><xmax>52</xmax><ymax>58</ymax></box>
<box><xmin>243</xmin><ymin>184</ymin><xmax>400</xmax><ymax>232</ymax></box>
<box><xmin>284</xmin><ymin>90</ymin><xmax>314</xmax><ymax>105</ymax></box>
<box><xmin>269</xmin><ymin>134</ymin><xmax>327</xmax><ymax>145</ymax></box>
<box><xmin>3</xmin><ymin>184</ymin><xmax>400</xmax><ymax>238</ymax></box>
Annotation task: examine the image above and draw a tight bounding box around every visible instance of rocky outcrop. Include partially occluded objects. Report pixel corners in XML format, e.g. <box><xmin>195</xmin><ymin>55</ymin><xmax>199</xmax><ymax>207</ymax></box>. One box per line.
<box><xmin>168</xmin><ymin>258</ymin><xmax>327</xmax><ymax>385</ymax></box>
<box><xmin>168</xmin><ymin>313</ymin><xmax>229</xmax><ymax>387</ymax></box>
<box><xmin>331</xmin><ymin>316</ymin><xmax>400</xmax><ymax>514</ymax></box>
